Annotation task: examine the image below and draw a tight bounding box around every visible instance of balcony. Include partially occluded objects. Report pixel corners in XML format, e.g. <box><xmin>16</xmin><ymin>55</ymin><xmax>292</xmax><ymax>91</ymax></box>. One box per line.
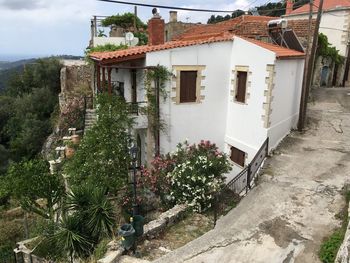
<box><xmin>127</xmin><ymin>101</ymin><xmax>148</xmax><ymax>129</ymax></box>
<box><xmin>89</xmin><ymin>16</ymin><xmax>139</xmax><ymax>48</ymax></box>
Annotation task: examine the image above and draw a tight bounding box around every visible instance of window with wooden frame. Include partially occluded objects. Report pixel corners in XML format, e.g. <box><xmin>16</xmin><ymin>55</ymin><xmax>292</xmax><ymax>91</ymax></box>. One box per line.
<box><xmin>230</xmin><ymin>146</ymin><xmax>245</xmax><ymax>167</ymax></box>
<box><xmin>235</xmin><ymin>71</ymin><xmax>247</xmax><ymax>103</ymax></box>
<box><xmin>180</xmin><ymin>70</ymin><xmax>197</xmax><ymax>103</ymax></box>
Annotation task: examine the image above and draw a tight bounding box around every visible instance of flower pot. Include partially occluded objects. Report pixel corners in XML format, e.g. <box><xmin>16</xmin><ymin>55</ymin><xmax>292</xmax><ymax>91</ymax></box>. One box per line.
<box><xmin>71</xmin><ymin>135</ymin><xmax>80</xmax><ymax>145</ymax></box>
<box><xmin>65</xmin><ymin>147</ymin><xmax>75</xmax><ymax>158</ymax></box>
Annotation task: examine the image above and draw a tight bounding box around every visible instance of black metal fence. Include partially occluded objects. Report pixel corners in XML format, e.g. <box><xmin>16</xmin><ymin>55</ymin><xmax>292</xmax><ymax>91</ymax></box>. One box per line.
<box><xmin>213</xmin><ymin>137</ymin><xmax>269</xmax><ymax>225</ymax></box>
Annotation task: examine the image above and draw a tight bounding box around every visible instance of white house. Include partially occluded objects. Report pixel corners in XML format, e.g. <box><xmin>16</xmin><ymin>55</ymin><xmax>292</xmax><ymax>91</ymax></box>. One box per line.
<box><xmin>283</xmin><ymin>0</ymin><xmax>350</xmax><ymax>86</ymax></box>
<box><xmin>89</xmin><ymin>14</ymin><xmax>305</xmax><ymax>175</ymax></box>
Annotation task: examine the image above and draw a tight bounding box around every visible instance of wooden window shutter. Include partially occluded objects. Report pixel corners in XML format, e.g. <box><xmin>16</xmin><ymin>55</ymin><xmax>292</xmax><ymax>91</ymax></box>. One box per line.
<box><xmin>230</xmin><ymin>146</ymin><xmax>245</xmax><ymax>167</ymax></box>
<box><xmin>236</xmin><ymin>71</ymin><xmax>247</xmax><ymax>103</ymax></box>
<box><xmin>180</xmin><ymin>71</ymin><xmax>197</xmax><ymax>103</ymax></box>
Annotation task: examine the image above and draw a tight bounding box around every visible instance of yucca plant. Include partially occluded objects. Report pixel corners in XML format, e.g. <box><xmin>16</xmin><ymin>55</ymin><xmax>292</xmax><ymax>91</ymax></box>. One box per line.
<box><xmin>53</xmin><ymin>214</ymin><xmax>93</xmax><ymax>262</ymax></box>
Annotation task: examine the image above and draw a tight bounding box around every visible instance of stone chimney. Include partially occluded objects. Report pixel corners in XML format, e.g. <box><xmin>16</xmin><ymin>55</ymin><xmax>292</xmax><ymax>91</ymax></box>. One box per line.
<box><xmin>285</xmin><ymin>0</ymin><xmax>293</xmax><ymax>15</ymax></box>
<box><xmin>148</xmin><ymin>13</ymin><xmax>165</xmax><ymax>45</ymax></box>
<box><xmin>169</xmin><ymin>11</ymin><xmax>178</xmax><ymax>23</ymax></box>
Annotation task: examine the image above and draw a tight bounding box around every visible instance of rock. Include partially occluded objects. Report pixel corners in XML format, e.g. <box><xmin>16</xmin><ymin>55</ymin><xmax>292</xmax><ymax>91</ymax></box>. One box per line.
<box><xmin>158</xmin><ymin>246</ymin><xmax>172</xmax><ymax>253</ymax></box>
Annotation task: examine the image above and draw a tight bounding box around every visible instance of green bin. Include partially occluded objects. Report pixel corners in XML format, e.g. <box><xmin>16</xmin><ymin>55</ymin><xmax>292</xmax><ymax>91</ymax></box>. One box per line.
<box><xmin>131</xmin><ymin>215</ymin><xmax>145</xmax><ymax>237</ymax></box>
<box><xmin>118</xmin><ymin>224</ymin><xmax>135</xmax><ymax>250</ymax></box>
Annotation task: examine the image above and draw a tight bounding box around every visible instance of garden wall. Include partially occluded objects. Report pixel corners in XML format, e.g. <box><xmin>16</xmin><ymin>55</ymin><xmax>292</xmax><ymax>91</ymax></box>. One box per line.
<box><xmin>335</xmin><ymin>202</ymin><xmax>350</xmax><ymax>263</ymax></box>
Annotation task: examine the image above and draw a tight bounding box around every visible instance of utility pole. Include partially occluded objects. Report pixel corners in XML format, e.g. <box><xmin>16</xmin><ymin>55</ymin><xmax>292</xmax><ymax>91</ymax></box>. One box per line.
<box><xmin>134</xmin><ymin>5</ymin><xmax>137</xmax><ymax>32</ymax></box>
<box><xmin>298</xmin><ymin>0</ymin><xmax>324</xmax><ymax>131</ymax></box>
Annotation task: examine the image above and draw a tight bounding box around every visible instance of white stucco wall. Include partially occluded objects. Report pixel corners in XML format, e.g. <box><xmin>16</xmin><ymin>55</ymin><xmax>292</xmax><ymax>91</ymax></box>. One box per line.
<box><xmin>224</xmin><ymin>37</ymin><xmax>276</xmax><ymax>166</ymax></box>
<box><xmin>284</xmin><ymin>9</ymin><xmax>350</xmax><ymax>56</ymax></box>
<box><xmin>146</xmin><ymin>42</ymin><xmax>233</xmax><ymax>154</ymax></box>
<box><xmin>268</xmin><ymin>59</ymin><xmax>304</xmax><ymax>150</ymax></box>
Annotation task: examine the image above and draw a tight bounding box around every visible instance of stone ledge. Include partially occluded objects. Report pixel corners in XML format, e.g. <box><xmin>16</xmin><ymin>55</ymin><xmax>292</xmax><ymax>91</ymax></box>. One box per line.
<box><xmin>335</xmin><ymin>203</ymin><xmax>350</xmax><ymax>263</ymax></box>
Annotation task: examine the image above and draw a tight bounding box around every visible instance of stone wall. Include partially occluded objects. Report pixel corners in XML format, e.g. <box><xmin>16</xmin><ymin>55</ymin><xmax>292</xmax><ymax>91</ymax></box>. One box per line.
<box><xmin>98</xmin><ymin>204</ymin><xmax>187</xmax><ymax>263</ymax></box>
<box><xmin>336</xmin><ymin>203</ymin><xmax>350</xmax><ymax>263</ymax></box>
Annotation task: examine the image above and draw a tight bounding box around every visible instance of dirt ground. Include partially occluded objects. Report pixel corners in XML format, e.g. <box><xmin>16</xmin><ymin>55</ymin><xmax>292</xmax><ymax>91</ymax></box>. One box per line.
<box><xmin>154</xmin><ymin>88</ymin><xmax>350</xmax><ymax>263</ymax></box>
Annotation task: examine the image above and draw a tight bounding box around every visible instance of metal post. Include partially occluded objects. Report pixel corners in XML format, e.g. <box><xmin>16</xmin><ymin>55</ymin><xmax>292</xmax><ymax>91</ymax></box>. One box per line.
<box><xmin>132</xmin><ymin>159</ymin><xmax>138</xmax><ymax>216</ymax></box>
<box><xmin>246</xmin><ymin>164</ymin><xmax>251</xmax><ymax>194</ymax></box>
<box><xmin>94</xmin><ymin>16</ymin><xmax>97</xmax><ymax>37</ymax></box>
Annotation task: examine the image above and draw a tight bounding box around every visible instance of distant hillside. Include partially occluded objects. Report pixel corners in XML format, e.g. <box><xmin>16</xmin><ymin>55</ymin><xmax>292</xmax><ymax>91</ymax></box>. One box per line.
<box><xmin>0</xmin><ymin>55</ymin><xmax>83</xmax><ymax>91</ymax></box>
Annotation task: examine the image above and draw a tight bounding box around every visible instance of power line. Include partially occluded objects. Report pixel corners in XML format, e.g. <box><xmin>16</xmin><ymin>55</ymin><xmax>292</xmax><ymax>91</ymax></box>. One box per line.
<box><xmin>97</xmin><ymin>0</ymin><xmax>234</xmax><ymax>13</ymax></box>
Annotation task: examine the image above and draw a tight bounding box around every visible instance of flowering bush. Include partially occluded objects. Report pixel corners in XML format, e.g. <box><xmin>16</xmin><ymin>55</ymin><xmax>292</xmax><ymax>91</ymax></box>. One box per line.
<box><xmin>141</xmin><ymin>140</ymin><xmax>231</xmax><ymax>212</ymax></box>
<box><xmin>168</xmin><ymin>141</ymin><xmax>231</xmax><ymax>212</ymax></box>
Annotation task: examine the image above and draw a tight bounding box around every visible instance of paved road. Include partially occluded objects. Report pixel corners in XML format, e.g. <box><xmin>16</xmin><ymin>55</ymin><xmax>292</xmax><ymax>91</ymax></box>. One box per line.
<box><xmin>155</xmin><ymin>88</ymin><xmax>350</xmax><ymax>263</ymax></box>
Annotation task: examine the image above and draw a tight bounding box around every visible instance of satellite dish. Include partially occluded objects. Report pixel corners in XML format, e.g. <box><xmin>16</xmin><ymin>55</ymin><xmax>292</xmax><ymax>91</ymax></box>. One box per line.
<box><xmin>152</xmin><ymin>7</ymin><xmax>160</xmax><ymax>16</ymax></box>
<box><xmin>125</xmin><ymin>32</ymin><xmax>134</xmax><ymax>42</ymax></box>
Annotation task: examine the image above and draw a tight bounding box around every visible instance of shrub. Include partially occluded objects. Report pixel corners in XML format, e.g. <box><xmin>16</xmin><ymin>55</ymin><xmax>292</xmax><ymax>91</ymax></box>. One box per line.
<box><xmin>319</xmin><ymin>230</ymin><xmax>344</xmax><ymax>263</ymax></box>
<box><xmin>141</xmin><ymin>140</ymin><xmax>231</xmax><ymax>212</ymax></box>
<box><xmin>64</xmin><ymin>94</ymin><xmax>133</xmax><ymax>192</ymax></box>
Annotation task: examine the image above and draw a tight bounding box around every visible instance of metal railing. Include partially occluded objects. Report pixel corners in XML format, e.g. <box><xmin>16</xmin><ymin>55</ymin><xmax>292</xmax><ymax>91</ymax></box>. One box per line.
<box><xmin>213</xmin><ymin>137</ymin><xmax>269</xmax><ymax>225</ymax></box>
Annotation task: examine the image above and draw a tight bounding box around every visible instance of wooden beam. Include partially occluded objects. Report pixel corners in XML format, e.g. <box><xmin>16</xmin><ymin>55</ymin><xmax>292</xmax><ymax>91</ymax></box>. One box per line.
<box><xmin>102</xmin><ymin>67</ymin><xmax>106</xmax><ymax>92</ymax></box>
<box><xmin>96</xmin><ymin>64</ymin><xmax>101</xmax><ymax>92</ymax></box>
<box><xmin>107</xmin><ymin>68</ymin><xmax>112</xmax><ymax>95</ymax></box>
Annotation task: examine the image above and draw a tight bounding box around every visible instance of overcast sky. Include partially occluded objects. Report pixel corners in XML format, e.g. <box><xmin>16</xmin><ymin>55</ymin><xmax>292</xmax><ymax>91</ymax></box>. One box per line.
<box><xmin>0</xmin><ymin>0</ymin><xmax>274</xmax><ymax>60</ymax></box>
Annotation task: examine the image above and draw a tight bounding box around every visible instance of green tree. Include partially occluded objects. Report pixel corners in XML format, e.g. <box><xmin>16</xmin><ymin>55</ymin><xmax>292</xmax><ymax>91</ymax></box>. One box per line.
<box><xmin>101</xmin><ymin>12</ymin><xmax>147</xmax><ymax>29</ymax></box>
<box><xmin>6</xmin><ymin>159</ymin><xmax>65</xmax><ymax>220</ymax></box>
<box><xmin>64</xmin><ymin>94</ymin><xmax>134</xmax><ymax>192</ymax></box>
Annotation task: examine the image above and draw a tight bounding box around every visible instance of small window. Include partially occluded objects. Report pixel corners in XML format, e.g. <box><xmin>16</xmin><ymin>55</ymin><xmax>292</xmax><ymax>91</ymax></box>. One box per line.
<box><xmin>230</xmin><ymin>146</ymin><xmax>245</xmax><ymax>167</ymax></box>
<box><xmin>235</xmin><ymin>71</ymin><xmax>247</xmax><ymax>103</ymax></box>
<box><xmin>180</xmin><ymin>71</ymin><xmax>197</xmax><ymax>103</ymax></box>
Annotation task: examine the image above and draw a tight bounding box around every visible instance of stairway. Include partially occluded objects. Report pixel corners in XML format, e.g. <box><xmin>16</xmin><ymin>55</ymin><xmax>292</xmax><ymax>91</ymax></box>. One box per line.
<box><xmin>84</xmin><ymin>109</ymin><xmax>97</xmax><ymax>132</ymax></box>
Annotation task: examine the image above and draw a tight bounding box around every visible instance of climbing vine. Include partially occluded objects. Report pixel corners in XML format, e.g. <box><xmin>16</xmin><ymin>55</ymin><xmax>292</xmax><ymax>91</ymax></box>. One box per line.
<box><xmin>317</xmin><ymin>33</ymin><xmax>344</xmax><ymax>65</ymax></box>
<box><xmin>143</xmin><ymin>66</ymin><xmax>172</xmax><ymax>153</ymax></box>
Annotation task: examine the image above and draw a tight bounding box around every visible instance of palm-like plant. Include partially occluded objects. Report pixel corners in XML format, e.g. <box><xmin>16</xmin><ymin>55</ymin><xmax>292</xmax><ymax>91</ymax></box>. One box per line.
<box><xmin>53</xmin><ymin>215</ymin><xmax>93</xmax><ymax>262</ymax></box>
<box><xmin>87</xmin><ymin>187</ymin><xmax>115</xmax><ymax>239</ymax></box>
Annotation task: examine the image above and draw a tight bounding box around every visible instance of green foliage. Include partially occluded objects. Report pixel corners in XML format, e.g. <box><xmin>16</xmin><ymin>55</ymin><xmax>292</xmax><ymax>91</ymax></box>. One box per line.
<box><xmin>93</xmin><ymin>239</ymin><xmax>109</xmax><ymax>260</ymax></box>
<box><xmin>144</xmin><ymin>66</ymin><xmax>172</xmax><ymax>141</ymax></box>
<box><xmin>0</xmin><ymin>58</ymin><xmax>62</xmax><ymax>174</ymax></box>
<box><xmin>319</xmin><ymin>189</ymin><xmax>350</xmax><ymax>262</ymax></box>
<box><xmin>134</xmin><ymin>31</ymin><xmax>148</xmax><ymax>45</ymax></box>
<box><xmin>101</xmin><ymin>12</ymin><xmax>147</xmax><ymax>29</ymax></box>
<box><xmin>36</xmin><ymin>184</ymin><xmax>116</xmax><ymax>261</ymax></box>
<box><xmin>64</xmin><ymin>94</ymin><xmax>134</xmax><ymax>191</ymax></box>
<box><xmin>317</xmin><ymin>33</ymin><xmax>344</xmax><ymax>65</ymax></box>
<box><xmin>168</xmin><ymin>141</ymin><xmax>232</xmax><ymax>212</ymax></box>
<box><xmin>319</xmin><ymin>230</ymin><xmax>344</xmax><ymax>263</ymax></box>
<box><xmin>86</xmin><ymin>43</ymin><xmax>128</xmax><ymax>54</ymax></box>
<box><xmin>141</xmin><ymin>141</ymin><xmax>232</xmax><ymax>212</ymax></box>
<box><xmin>6</xmin><ymin>158</ymin><xmax>65</xmax><ymax>220</ymax></box>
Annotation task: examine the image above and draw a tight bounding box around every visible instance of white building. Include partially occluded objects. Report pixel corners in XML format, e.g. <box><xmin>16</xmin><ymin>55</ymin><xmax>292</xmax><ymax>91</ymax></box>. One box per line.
<box><xmin>283</xmin><ymin>0</ymin><xmax>350</xmax><ymax>86</ymax></box>
<box><xmin>89</xmin><ymin>15</ymin><xmax>305</xmax><ymax>175</ymax></box>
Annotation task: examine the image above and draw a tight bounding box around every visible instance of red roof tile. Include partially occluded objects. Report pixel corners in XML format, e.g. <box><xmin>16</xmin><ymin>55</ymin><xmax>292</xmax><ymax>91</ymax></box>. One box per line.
<box><xmin>289</xmin><ymin>0</ymin><xmax>350</xmax><ymax>15</ymax></box>
<box><xmin>239</xmin><ymin>37</ymin><xmax>305</xmax><ymax>58</ymax></box>
<box><xmin>174</xmin><ymin>15</ymin><xmax>313</xmax><ymax>41</ymax></box>
<box><xmin>89</xmin><ymin>34</ymin><xmax>304</xmax><ymax>62</ymax></box>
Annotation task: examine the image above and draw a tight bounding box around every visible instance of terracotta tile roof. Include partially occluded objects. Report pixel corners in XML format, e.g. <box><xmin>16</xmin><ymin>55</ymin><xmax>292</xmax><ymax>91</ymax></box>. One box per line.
<box><xmin>174</xmin><ymin>15</ymin><xmax>313</xmax><ymax>40</ymax></box>
<box><xmin>240</xmin><ymin>37</ymin><xmax>305</xmax><ymax>58</ymax></box>
<box><xmin>89</xmin><ymin>34</ymin><xmax>304</xmax><ymax>62</ymax></box>
<box><xmin>289</xmin><ymin>0</ymin><xmax>350</xmax><ymax>15</ymax></box>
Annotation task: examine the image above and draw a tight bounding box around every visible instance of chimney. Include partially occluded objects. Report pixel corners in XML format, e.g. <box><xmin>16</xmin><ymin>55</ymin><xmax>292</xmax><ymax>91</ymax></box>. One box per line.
<box><xmin>285</xmin><ymin>0</ymin><xmax>293</xmax><ymax>15</ymax></box>
<box><xmin>148</xmin><ymin>11</ymin><xmax>165</xmax><ymax>45</ymax></box>
<box><xmin>169</xmin><ymin>11</ymin><xmax>178</xmax><ymax>23</ymax></box>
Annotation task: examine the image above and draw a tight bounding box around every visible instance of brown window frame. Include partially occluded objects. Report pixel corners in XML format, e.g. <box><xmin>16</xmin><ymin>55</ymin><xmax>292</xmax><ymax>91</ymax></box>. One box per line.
<box><xmin>235</xmin><ymin>71</ymin><xmax>247</xmax><ymax>103</ymax></box>
<box><xmin>230</xmin><ymin>146</ymin><xmax>246</xmax><ymax>167</ymax></box>
<box><xmin>179</xmin><ymin>70</ymin><xmax>197</xmax><ymax>103</ymax></box>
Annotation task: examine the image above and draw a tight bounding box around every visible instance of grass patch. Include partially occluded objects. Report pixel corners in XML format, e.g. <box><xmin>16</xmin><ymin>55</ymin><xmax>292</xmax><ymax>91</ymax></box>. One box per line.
<box><xmin>319</xmin><ymin>188</ymin><xmax>350</xmax><ymax>263</ymax></box>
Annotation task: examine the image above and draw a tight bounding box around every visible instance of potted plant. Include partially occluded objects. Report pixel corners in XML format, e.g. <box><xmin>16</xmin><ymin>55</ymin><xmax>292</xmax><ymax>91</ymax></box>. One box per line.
<box><xmin>65</xmin><ymin>141</ymin><xmax>75</xmax><ymax>158</ymax></box>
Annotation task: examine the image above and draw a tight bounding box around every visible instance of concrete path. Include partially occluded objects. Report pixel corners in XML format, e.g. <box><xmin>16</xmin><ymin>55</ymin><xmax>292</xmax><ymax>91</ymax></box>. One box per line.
<box><xmin>155</xmin><ymin>88</ymin><xmax>350</xmax><ymax>263</ymax></box>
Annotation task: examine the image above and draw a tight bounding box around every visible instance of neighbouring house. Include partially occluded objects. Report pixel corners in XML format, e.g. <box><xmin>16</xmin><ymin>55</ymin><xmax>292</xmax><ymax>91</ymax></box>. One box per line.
<box><xmin>88</xmin><ymin>13</ymin><xmax>305</xmax><ymax>178</ymax></box>
<box><xmin>283</xmin><ymin>0</ymin><xmax>350</xmax><ymax>86</ymax></box>
<box><xmin>164</xmin><ymin>11</ymin><xmax>203</xmax><ymax>42</ymax></box>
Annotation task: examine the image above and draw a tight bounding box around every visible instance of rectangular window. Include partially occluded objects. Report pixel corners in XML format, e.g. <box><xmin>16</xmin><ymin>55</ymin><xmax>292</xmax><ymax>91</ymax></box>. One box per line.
<box><xmin>230</xmin><ymin>146</ymin><xmax>245</xmax><ymax>167</ymax></box>
<box><xmin>235</xmin><ymin>71</ymin><xmax>247</xmax><ymax>103</ymax></box>
<box><xmin>180</xmin><ymin>71</ymin><xmax>197</xmax><ymax>103</ymax></box>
